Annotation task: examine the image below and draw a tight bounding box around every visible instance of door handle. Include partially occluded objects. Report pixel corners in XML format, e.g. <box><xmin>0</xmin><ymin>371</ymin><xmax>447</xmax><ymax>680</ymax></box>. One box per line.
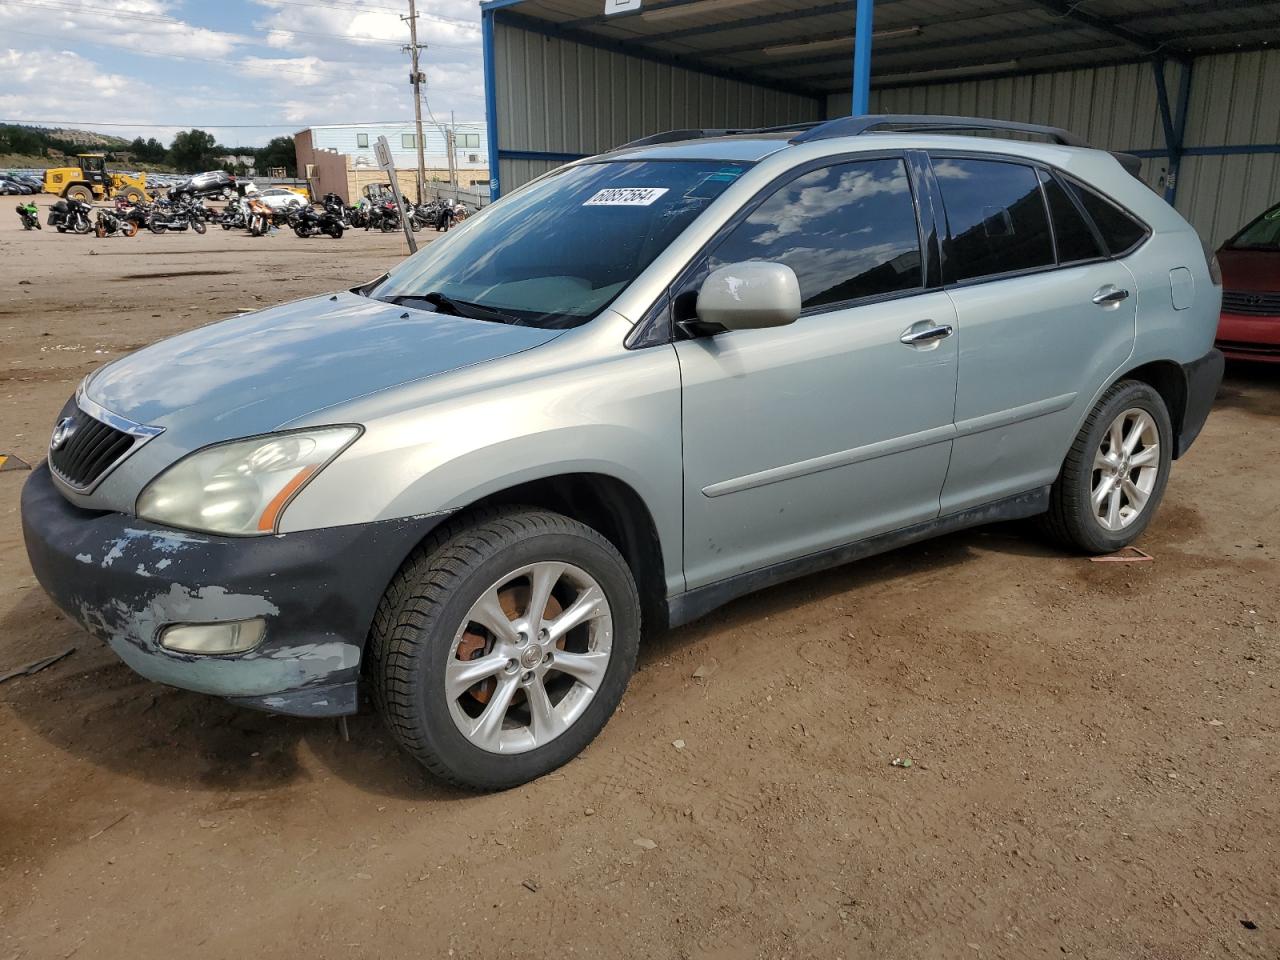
<box><xmin>1092</xmin><ymin>285</ymin><xmax>1130</xmax><ymax>306</ymax></box>
<box><xmin>899</xmin><ymin>322</ymin><xmax>954</xmax><ymax>346</ymax></box>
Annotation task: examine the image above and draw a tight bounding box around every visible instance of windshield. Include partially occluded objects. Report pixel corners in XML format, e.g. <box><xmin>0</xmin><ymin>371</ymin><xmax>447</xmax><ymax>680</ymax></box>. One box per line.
<box><xmin>1227</xmin><ymin>203</ymin><xmax>1280</xmax><ymax>250</ymax></box>
<box><xmin>368</xmin><ymin>159</ymin><xmax>750</xmax><ymax>328</ymax></box>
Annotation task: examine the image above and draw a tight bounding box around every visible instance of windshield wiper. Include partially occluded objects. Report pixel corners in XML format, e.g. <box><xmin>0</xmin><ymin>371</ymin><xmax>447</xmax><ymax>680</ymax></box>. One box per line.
<box><xmin>381</xmin><ymin>291</ymin><xmax>527</xmax><ymax>326</ymax></box>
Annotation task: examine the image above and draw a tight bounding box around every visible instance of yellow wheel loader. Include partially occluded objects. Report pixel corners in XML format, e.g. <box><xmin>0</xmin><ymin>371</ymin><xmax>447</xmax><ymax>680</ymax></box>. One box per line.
<box><xmin>42</xmin><ymin>154</ymin><xmax>149</xmax><ymax>203</ymax></box>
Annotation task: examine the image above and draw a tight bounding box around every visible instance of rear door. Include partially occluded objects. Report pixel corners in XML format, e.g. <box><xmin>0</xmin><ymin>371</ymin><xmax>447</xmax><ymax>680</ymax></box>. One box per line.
<box><xmin>675</xmin><ymin>154</ymin><xmax>959</xmax><ymax>590</ymax></box>
<box><xmin>930</xmin><ymin>155</ymin><xmax>1139</xmax><ymax>513</ymax></box>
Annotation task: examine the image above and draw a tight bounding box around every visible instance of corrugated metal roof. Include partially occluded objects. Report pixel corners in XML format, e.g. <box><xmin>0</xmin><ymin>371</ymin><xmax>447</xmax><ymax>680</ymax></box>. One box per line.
<box><xmin>493</xmin><ymin>0</ymin><xmax>1280</xmax><ymax>93</ymax></box>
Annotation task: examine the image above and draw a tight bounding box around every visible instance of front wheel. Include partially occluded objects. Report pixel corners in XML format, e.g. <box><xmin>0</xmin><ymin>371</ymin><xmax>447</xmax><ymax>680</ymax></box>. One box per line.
<box><xmin>150</xmin><ymin>221</ymin><xmax>166</xmax><ymax>235</ymax></box>
<box><xmin>369</xmin><ymin>508</ymin><xmax>641</xmax><ymax>790</ymax></box>
<box><xmin>1042</xmin><ymin>380</ymin><xmax>1173</xmax><ymax>554</ymax></box>
<box><xmin>123</xmin><ymin>221</ymin><xmax>138</xmax><ymax>238</ymax></box>
<box><xmin>191</xmin><ymin>219</ymin><xmax>206</xmax><ymax>235</ymax></box>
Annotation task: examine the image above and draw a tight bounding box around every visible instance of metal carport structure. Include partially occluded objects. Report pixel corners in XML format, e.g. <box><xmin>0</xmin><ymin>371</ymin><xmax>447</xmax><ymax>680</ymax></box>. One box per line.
<box><xmin>479</xmin><ymin>0</ymin><xmax>1280</xmax><ymax>243</ymax></box>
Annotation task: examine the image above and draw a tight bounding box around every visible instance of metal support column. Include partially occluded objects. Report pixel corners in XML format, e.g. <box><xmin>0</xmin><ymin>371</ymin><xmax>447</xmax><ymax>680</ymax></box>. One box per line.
<box><xmin>1152</xmin><ymin>56</ymin><xmax>1193</xmax><ymax>206</ymax></box>
<box><xmin>851</xmin><ymin>0</ymin><xmax>875</xmax><ymax>115</ymax></box>
<box><xmin>482</xmin><ymin>7</ymin><xmax>501</xmax><ymax>202</ymax></box>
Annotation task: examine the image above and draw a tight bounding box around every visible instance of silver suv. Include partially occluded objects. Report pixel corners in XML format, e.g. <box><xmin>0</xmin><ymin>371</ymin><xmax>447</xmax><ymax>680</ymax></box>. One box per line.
<box><xmin>22</xmin><ymin>115</ymin><xmax>1223</xmax><ymax>789</ymax></box>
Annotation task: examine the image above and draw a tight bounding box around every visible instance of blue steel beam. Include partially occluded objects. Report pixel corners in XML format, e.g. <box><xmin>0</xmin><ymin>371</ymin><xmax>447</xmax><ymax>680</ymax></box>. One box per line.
<box><xmin>482</xmin><ymin>7</ymin><xmax>501</xmax><ymax>201</ymax></box>
<box><xmin>851</xmin><ymin>0</ymin><xmax>875</xmax><ymax>114</ymax></box>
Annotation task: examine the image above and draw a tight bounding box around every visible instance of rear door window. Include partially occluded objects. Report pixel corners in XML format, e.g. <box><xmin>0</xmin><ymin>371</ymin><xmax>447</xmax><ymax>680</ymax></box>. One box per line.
<box><xmin>1064</xmin><ymin>177</ymin><xmax>1149</xmax><ymax>255</ymax></box>
<box><xmin>707</xmin><ymin>157</ymin><xmax>923</xmax><ymax>310</ymax></box>
<box><xmin>1040</xmin><ymin>170</ymin><xmax>1105</xmax><ymax>263</ymax></box>
<box><xmin>932</xmin><ymin>157</ymin><xmax>1055</xmax><ymax>282</ymax></box>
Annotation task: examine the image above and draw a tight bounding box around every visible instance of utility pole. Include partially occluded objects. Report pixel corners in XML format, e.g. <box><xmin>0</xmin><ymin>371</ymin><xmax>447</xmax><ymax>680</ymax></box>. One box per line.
<box><xmin>447</xmin><ymin>109</ymin><xmax>457</xmax><ymax>189</ymax></box>
<box><xmin>402</xmin><ymin>0</ymin><xmax>428</xmax><ymax>204</ymax></box>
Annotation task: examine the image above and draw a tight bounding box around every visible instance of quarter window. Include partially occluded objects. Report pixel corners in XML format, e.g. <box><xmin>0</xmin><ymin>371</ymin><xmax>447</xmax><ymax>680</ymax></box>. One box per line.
<box><xmin>708</xmin><ymin>158</ymin><xmax>923</xmax><ymax>309</ymax></box>
<box><xmin>933</xmin><ymin>157</ymin><xmax>1054</xmax><ymax>282</ymax></box>
<box><xmin>1065</xmin><ymin>177</ymin><xmax>1148</xmax><ymax>255</ymax></box>
<box><xmin>1040</xmin><ymin>170</ymin><xmax>1105</xmax><ymax>263</ymax></box>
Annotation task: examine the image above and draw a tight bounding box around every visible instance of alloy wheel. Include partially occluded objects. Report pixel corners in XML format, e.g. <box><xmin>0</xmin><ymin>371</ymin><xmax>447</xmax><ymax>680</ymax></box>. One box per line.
<box><xmin>446</xmin><ymin>561</ymin><xmax>613</xmax><ymax>755</ymax></box>
<box><xmin>1091</xmin><ymin>407</ymin><xmax>1160</xmax><ymax>531</ymax></box>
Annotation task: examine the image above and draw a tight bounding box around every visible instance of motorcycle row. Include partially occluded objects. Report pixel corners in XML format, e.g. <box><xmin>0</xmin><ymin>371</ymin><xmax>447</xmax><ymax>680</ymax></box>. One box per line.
<box><xmin>14</xmin><ymin>192</ymin><xmax>469</xmax><ymax>239</ymax></box>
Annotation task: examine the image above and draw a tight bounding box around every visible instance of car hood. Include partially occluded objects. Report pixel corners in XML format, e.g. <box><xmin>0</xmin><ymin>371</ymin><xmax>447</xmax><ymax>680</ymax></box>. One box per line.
<box><xmin>1217</xmin><ymin>247</ymin><xmax>1280</xmax><ymax>291</ymax></box>
<box><xmin>84</xmin><ymin>291</ymin><xmax>564</xmax><ymax>437</ymax></box>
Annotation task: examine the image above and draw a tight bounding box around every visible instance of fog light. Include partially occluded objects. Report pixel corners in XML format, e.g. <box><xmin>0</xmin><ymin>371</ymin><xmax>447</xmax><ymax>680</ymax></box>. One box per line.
<box><xmin>159</xmin><ymin>619</ymin><xmax>266</xmax><ymax>655</ymax></box>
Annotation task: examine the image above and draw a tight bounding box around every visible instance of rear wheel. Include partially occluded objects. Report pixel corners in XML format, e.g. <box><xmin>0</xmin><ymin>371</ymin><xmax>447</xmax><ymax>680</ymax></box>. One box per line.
<box><xmin>191</xmin><ymin>219</ymin><xmax>206</xmax><ymax>235</ymax></box>
<box><xmin>369</xmin><ymin>507</ymin><xmax>641</xmax><ymax>790</ymax></box>
<box><xmin>123</xmin><ymin>221</ymin><xmax>138</xmax><ymax>238</ymax></box>
<box><xmin>1042</xmin><ymin>380</ymin><xmax>1172</xmax><ymax>554</ymax></box>
<box><xmin>327</xmin><ymin>223</ymin><xmax>343</xmax><ymax>239</ymax></box>
<box><xmin>94</xmin><ymin>222</ymin><xmax>106</xmax><ymax>238</ymax></box>
<box><xmin>118</xmin><ymin>187</ymin><xmax>144</xmax><ymax>204</ymax></box>
<box><xmin>150</xmin><ymin>220</ymin><xmax>166</xmax><ymax>235</ymax></box>
<box><xmin>64</xmin><ymin>184</ymin><xmax>93</xmax><ymax>203</ymax></box>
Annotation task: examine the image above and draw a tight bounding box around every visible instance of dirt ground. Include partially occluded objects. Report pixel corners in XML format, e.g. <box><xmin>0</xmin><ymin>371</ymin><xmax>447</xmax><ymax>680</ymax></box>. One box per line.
<box><xmin>1</xmin><ymin>203</ymin><xmax>1277</xmax><ymax>960</ymax></box>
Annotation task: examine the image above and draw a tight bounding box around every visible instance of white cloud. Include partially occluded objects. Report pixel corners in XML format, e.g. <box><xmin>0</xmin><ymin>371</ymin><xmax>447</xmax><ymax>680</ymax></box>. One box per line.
<box><xmin>0</xmin><ymin>47</ymin><xmax>162</xmax><ymax>123</ymax></box>
<box><xmin>0</xmin><ymin>0</ymin><xmax>245</xmax><ymax>58</ymax></box>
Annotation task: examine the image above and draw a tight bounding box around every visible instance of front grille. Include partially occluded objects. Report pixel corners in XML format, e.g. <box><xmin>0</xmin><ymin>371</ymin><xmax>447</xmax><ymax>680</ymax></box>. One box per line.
<box><xmin>1222</xmin><ymin>290</ymin><xmax>1280</xmax><ymax>317</ymax></box>
<box><xmin>49</xmin><ymin>407</ymin><xmax>136</xmax><ymax>489</ymax></box>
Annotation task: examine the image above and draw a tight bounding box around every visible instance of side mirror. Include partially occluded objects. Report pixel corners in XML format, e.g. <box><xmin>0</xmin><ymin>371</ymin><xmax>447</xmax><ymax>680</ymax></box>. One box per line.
<box><xmin>696</xmin><ymin>261</ymin><xmax>801</xmax><ymax>332</ymax></box>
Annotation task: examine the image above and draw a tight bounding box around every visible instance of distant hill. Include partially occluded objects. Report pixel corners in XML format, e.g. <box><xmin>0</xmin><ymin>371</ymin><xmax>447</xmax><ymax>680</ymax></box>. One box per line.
<box><xmin>32</xmin><ymin>126</ymin><xmax>132</xmax><ymax>149</ymax></box>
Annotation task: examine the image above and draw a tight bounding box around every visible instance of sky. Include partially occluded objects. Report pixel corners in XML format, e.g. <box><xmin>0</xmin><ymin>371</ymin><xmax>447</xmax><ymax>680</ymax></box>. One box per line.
<box><xmin>0</xmin><ymin>0</ymin><xmax>485</xmax><ymax>147</ymax></box>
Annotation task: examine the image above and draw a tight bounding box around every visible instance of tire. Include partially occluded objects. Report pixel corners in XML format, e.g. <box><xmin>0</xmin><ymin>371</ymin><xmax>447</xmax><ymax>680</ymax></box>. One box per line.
<box><xmin>192</xmin><ymin>219</ymin><xmax>206</xmax><ymax>235</ymax></box>
<box><xmin>72</xmin><ymin>217</ymin><xmax>92</xmax><ymax>235</ymax></box>
<box><xmin>293</xmin><ymin>226</ymin><xmax>308</xmax><ymax>238</ymax></box>
<box><xmin>123</xmin><ymin>221</ymin><xmax>138</xmax><ymax>238</ymax></box>
<box><xmin>150</xmin><ymin>221</ymin><xmax>166</xmax><ymax>235</ymax></box>
<box><xmin>64</xmin><ymin>185</ymin><xmax>93</xmax><ymax>203</ymax></box>
<box><xmin>327</xmin><ymin>224</ymin><xmax>343</xmax><ymax>239</ymax></box>
<box><xmin>118</xmin><ymin>187</ymin><xmax>144</xmax><ymax>204</ymax></box>
<box><xmin>368</xmin><ymin>507</ymin><xmax>641</xmax><ymax>791</ymax></box>
<box><xmin>1042</xmin><ymin>380</ymin><xmax>1173</xmax><ymax>554</ymax></box>
<box><xmin>94</xmin><ymin>223</ymin><xmax>106</xmax><ymax>238</ymax></box>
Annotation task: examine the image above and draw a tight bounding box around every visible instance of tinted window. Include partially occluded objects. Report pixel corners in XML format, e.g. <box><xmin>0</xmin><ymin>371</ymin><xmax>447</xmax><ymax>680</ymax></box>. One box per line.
<box><xmin>934</xmin><ymin>158</ymin><xmax>1054</xmax><ymax>281</ymax></box>
<box><xmin>1040</xmin><ymin>170</ymin><xmax>1105</xmax><ymax>263</ymax></box>
<box><xmin>708</xmin><ymin>158</ymin><xmax>922</xmax><ymax>309</ymax></box>
<box><xmin>1065</xmin><ymin>178</ymin><xmax>1148</xmax><ymax>255</ymax></box>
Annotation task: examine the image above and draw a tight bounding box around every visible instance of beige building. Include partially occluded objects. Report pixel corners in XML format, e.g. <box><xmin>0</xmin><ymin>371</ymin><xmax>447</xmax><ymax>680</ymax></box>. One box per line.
<box><xmin>294</xmin><ymin>122</ymin><xmax>490</xmax><ymax>204</ymax></box>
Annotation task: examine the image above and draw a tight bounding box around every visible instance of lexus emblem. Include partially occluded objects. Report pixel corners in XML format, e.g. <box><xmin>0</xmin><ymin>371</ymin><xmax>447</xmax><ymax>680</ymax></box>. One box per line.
<box><xmin>50</xmin><ymin>417</ymin><xmax>76</xmax><ymax>451</ymax></box>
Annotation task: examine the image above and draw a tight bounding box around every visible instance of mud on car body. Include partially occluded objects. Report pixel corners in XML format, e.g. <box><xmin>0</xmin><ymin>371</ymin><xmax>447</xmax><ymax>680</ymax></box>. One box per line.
<box><xmin>23</xmin><ymin>115</ymin><xmax>1223</xmax><ymax>790</ymax></box>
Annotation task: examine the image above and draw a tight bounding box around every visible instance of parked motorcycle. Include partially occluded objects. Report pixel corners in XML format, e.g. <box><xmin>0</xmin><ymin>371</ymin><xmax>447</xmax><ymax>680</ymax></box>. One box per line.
<box><xmin>291</xmin><ymin>204</ymin><xmax>345</xmax><ymax>239</ymax></box>
<box><xmin>347</xmin><ymin>203</ymin><xmax>370</xmax><ymax>229</ymax></box>
<box><xmin>16</xmin><ymin>201</ymin><xmax>41</xmax><ymax>230</ymax></box>
<box><xmin>48</xmin><ymin>198</ymin><xmax>94</xmax><ymax>234</ymax></box>
<box><xmin>94</xmin><ymin>208</ymin><xmax>138</xmax><ymax>238</ymax></box>
<box><xmin>120</xmin><ymin>201</ymin><xmax>153</xmax><ymax>233</ymax></box>
<box><xmin>219</xmin><ymin>200</ymin><xmax>247</xmax><ymax>231</ymax></box>
<box><xmin>246</xmin><ymin>198</ymin><xmax>272</xmax><ymax>237</ymax></box>
<box><xmin>149</xmin><ymin>200</ymin><xmax>207</xmax><ymax>234</ymax></box>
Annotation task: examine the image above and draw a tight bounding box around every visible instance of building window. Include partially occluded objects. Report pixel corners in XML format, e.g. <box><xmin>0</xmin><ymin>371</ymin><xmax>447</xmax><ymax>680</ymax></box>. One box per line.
<box><xmin>457</xmin><ymin>133</ymin><xmax>480</xmax><ymax>149</ymax></box>
<box><xmin>402</xmin><ymin>134</ymin><xmax>416</xmax><ymax>149</ymax></box>
<box><xmin>356</xmin><ymin>133</ymin><xmax>369</xmax><ymax>148</ymax></box>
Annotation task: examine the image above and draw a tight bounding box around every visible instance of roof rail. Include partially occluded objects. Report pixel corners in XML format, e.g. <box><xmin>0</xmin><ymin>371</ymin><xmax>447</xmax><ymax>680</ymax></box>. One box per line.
<box><xmin>792</xmin><ymin>114</ymin><xmax>1142</xmax><ymax>177</ymax></box>
<box><xmin>618</xmin><ymin>121</ymin><xmax>820</xmax><ymax>150</ymax></box>
<box><xmin>790</xmin><ymin>114</ymin><xmax>1089</xmax><ymax>146</ymax></box>
<box><xmin>614</xmin><ymin>114</ymin><xmax>1143</xmax><ymax>177</ymax></box>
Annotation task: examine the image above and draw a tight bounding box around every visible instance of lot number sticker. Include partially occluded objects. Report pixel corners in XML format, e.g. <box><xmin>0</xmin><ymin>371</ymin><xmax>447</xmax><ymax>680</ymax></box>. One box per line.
<box><xmin>584</xmin><ymin>187</ymin><xmax>669</xmax><ymax>207</ymax></box>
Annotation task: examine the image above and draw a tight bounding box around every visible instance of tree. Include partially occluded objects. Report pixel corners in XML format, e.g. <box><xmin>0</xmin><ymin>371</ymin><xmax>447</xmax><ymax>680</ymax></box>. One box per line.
<box><xmin>255</xmin><ymin>136</ymin><xmax>297</xmax><ymax>177</ymax></box>
<box><xmin>167</xmin><ymin>129</ymin><xmax>218</xmax><ymax>173</ymax></box>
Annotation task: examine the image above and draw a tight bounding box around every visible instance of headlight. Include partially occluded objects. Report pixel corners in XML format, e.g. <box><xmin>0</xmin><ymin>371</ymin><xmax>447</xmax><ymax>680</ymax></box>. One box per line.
<box><xmin>136</xmin><ymin>426</ymin><xmax>360</xmax><ymax>535</ymax></box>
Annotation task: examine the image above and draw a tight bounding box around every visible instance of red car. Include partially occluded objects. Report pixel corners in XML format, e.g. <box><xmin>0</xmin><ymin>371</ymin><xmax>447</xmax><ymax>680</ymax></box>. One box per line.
<box><xmin>1216</xmin><ymin>200</ymin><xmax>1280</xmax><ymax>362</ymax></box>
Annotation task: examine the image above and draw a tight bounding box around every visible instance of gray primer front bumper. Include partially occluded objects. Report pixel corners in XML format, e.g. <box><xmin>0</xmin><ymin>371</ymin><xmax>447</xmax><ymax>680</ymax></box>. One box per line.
<box><xmin>21</xmin><ymin>463</ymin><xmax>445</xmax><ymax>717</ymax></box>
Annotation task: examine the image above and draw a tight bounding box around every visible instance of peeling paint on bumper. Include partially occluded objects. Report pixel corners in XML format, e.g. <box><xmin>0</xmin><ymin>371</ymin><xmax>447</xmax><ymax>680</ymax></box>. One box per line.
<box><xmin>21</xmin><ymin>464</ymin><xmax>446</xmax><ymax>717</ymax></box>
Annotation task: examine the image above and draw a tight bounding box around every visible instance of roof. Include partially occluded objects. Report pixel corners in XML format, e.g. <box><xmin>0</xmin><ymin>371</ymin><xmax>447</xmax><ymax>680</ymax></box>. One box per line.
<box><xmin>484</xmin><ymin>0</ymin><xmax>1280</xmax><ymax>96</ymax></box>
